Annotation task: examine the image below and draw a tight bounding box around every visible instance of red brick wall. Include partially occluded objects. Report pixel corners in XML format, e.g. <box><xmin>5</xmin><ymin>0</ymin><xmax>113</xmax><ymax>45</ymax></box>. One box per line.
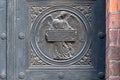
<box><xmin>106</xmin><ymin>0</ymin><xmax>120</xmax><ymax>80</ymax></box>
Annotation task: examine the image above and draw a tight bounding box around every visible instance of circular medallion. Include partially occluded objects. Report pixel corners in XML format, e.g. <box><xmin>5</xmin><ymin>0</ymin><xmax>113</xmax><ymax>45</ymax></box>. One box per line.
<box><xmin>31</xmin><ymin>6</ymin><xmax>91</xmax><ymax>65</ymax></box>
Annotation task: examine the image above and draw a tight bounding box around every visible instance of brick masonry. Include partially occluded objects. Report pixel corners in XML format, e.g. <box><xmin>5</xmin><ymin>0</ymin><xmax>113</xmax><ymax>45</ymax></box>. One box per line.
<box><xmin>106</xmin><ymin>0</ymin><xmax>120</xmax><ymax>80</ymax></box>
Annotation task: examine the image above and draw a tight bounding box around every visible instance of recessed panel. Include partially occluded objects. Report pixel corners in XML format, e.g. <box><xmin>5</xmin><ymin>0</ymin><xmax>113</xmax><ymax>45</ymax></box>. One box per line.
<box><xmin>30</xmin><ymin>6</ymin><xmax>92</xmax><ymax>65</ymax></box>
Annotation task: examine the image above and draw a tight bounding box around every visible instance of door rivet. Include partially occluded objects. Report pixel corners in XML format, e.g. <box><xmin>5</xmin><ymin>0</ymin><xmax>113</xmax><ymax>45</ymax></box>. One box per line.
<box><xmin>0</xmin><ymin>33</ymin><xmax>6</xmax><ymax>40</ymax></box>
<box><xmin>18</xmin><ymin>32</ymin><xmax>25</xmax><ymax>40</ymax></box>
<box><xmin>98</xmin><ymin>72</ymin><xmax>105</xmax><ymax>79</ymax></box>
<box><xmin>18</xmin><ymin>72</ymin><xmax>25</xmax><ymax>79</ymax></box>
<box><xmin>0</xmin><ymin>72</ymin><xmax>6</xmax><ymax>79</ymax></box>
<box><xmin>98</xmin><ymin>32</ymin><xmax>105</xmax><ymax>39</ymax></box>
<box><xmin>58</xmin><ymin>72</ymin><xmax>64</xmax><ymax>79</ymax></box>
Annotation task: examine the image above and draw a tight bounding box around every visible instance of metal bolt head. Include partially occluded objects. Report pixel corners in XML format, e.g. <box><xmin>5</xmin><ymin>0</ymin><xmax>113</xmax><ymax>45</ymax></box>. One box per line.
<box><xmin>0</xmin><ymin>33</ymin><xmax>6</xmax><ymax>40</ymax></box>
<box><xmin>0</xmin><ymin>72</ymin><xmax>6</xmax><ymax>79</ymax></box>
<box><xmin>18</xmin><ymin>32</ymin><xmax>25</xmax><ymax>40</ymax></box>
<box><xmin>98</xmin><ymin>32</ymin><xmax>105</xmax><ymax>39</ymax></box>
<box><xmin>18</xmin><ymin>72</ymin><xmax>25</xmax><ymax>79</ymax></box>
<box><xmin>98</xmin><ymin>72</ymin><xmax>105</xmax><ymax>79</ymax></box>
<box><xmin>58</xmin><ymin>72</ymin><xmax>64</xmax><ymax>79</ymax></box>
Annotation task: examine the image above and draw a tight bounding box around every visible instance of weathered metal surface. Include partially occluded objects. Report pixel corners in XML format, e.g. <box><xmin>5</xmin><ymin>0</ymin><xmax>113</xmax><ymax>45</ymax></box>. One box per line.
<box><xmin>31</xmin><ymin>6</ymin><xmax>91</xmax><ymax>64</ymax></box>
<box><xmin>0</xmin><ymin>0</ymin><xmax>6</xmax><ymax>80</ymax></box>
<box><xmin>46</xmin><ymin>30</ymin><xmax>77</xmax><ymax>42</ymax></box>
<box><xmin>30</xmin><ymin>4</ymin><xmax>93</xmax><ymax>66</ymax></box>
<box><xmin>6</xmin><ymin>0</ymin><xmax>106</xmax><ymax>80</ymax></box>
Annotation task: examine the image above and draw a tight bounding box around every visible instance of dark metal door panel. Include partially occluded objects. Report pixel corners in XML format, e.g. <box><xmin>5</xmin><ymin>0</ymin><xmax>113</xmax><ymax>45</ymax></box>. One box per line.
<box><xmin>0</xmin><ymin>0</ymin><xmax>7</xmax><ymax>80</ymax></box>
<box><xmin>7</xmin><ymin>0</ymin><xmax>106</xmax><ymax>80</ymax></box>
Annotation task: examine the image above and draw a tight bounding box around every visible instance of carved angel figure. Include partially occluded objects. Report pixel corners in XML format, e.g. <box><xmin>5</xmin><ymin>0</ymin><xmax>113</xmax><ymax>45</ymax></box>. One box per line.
<box><xmin>48</xmin><ymin>11</ymin><xmax>74</xmax><ymax>60</ymax></box>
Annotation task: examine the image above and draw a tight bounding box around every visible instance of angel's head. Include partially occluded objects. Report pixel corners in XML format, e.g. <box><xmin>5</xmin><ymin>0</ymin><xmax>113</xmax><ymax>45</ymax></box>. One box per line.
<box><xmin>56</xmin><ymin>11</ymin><xmax>69</xmax><ymax>19</ymax></box>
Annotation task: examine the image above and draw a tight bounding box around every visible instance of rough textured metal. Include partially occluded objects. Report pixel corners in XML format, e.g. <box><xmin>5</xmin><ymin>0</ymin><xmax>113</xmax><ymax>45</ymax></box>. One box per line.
<box><xmin>30</xmin><ymin>49</ymin><xmax>48</xmax><ymax>66</ymax></box>
<box><xmin>73</xmin><ymin>49</ymin><xmax>92</xmax><ymax>65</ymax></box>
<box><xmin>30</xmin><ymin>48</ymin><xmax>92</xmax><ymax>66</ymax></box>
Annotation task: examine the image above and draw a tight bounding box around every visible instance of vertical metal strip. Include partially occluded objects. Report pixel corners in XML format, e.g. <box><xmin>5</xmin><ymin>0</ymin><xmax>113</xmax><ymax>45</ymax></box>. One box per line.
<box><xmin>7</xmin><ymin>0</ymin><xmax>16</xmax><ymax>80</ymax></box>
<box><xmin>0</xmin><ymin>0</ymin><xmax>7</xmax><ymax>80</ymax></box>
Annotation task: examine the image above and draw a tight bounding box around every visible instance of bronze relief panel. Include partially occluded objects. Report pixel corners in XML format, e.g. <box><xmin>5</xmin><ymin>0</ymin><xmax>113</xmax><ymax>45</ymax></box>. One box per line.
<box><xmin>29</xmin><ymin>5</ymin><xmax>93</xmax><ymax>66</ymax></box>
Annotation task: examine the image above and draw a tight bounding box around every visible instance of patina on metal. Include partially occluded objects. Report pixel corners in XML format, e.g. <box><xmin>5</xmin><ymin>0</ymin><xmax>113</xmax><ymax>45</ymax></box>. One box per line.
<box><xmin>31</xmin><ymin>6</ymin><xmax>91</xmax><ymax>65</ymax></box>
<box><xmin>5</xmin><ymin>0</ymin><xmax>106</xmax><ymax>80</ymax></box>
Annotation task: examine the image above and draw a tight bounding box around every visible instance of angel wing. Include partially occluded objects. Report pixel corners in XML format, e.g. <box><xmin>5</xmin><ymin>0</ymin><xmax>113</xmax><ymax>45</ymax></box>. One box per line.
<box><xmin>67</xmin><ymin>15</ymin><xmax>80</xmax><ymax>29</ymax></box>
<box><xmin>41</xmin><ymin>14</ymin><xmax>53</xmax><ymax>29</ymax></box>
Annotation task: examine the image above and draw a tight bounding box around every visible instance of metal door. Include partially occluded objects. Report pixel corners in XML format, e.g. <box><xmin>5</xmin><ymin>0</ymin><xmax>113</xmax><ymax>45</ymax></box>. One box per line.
<box><xmin>7</xmin><ymin>0</ymin><xmax>106</xmax><ymax>80</ymax></box>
